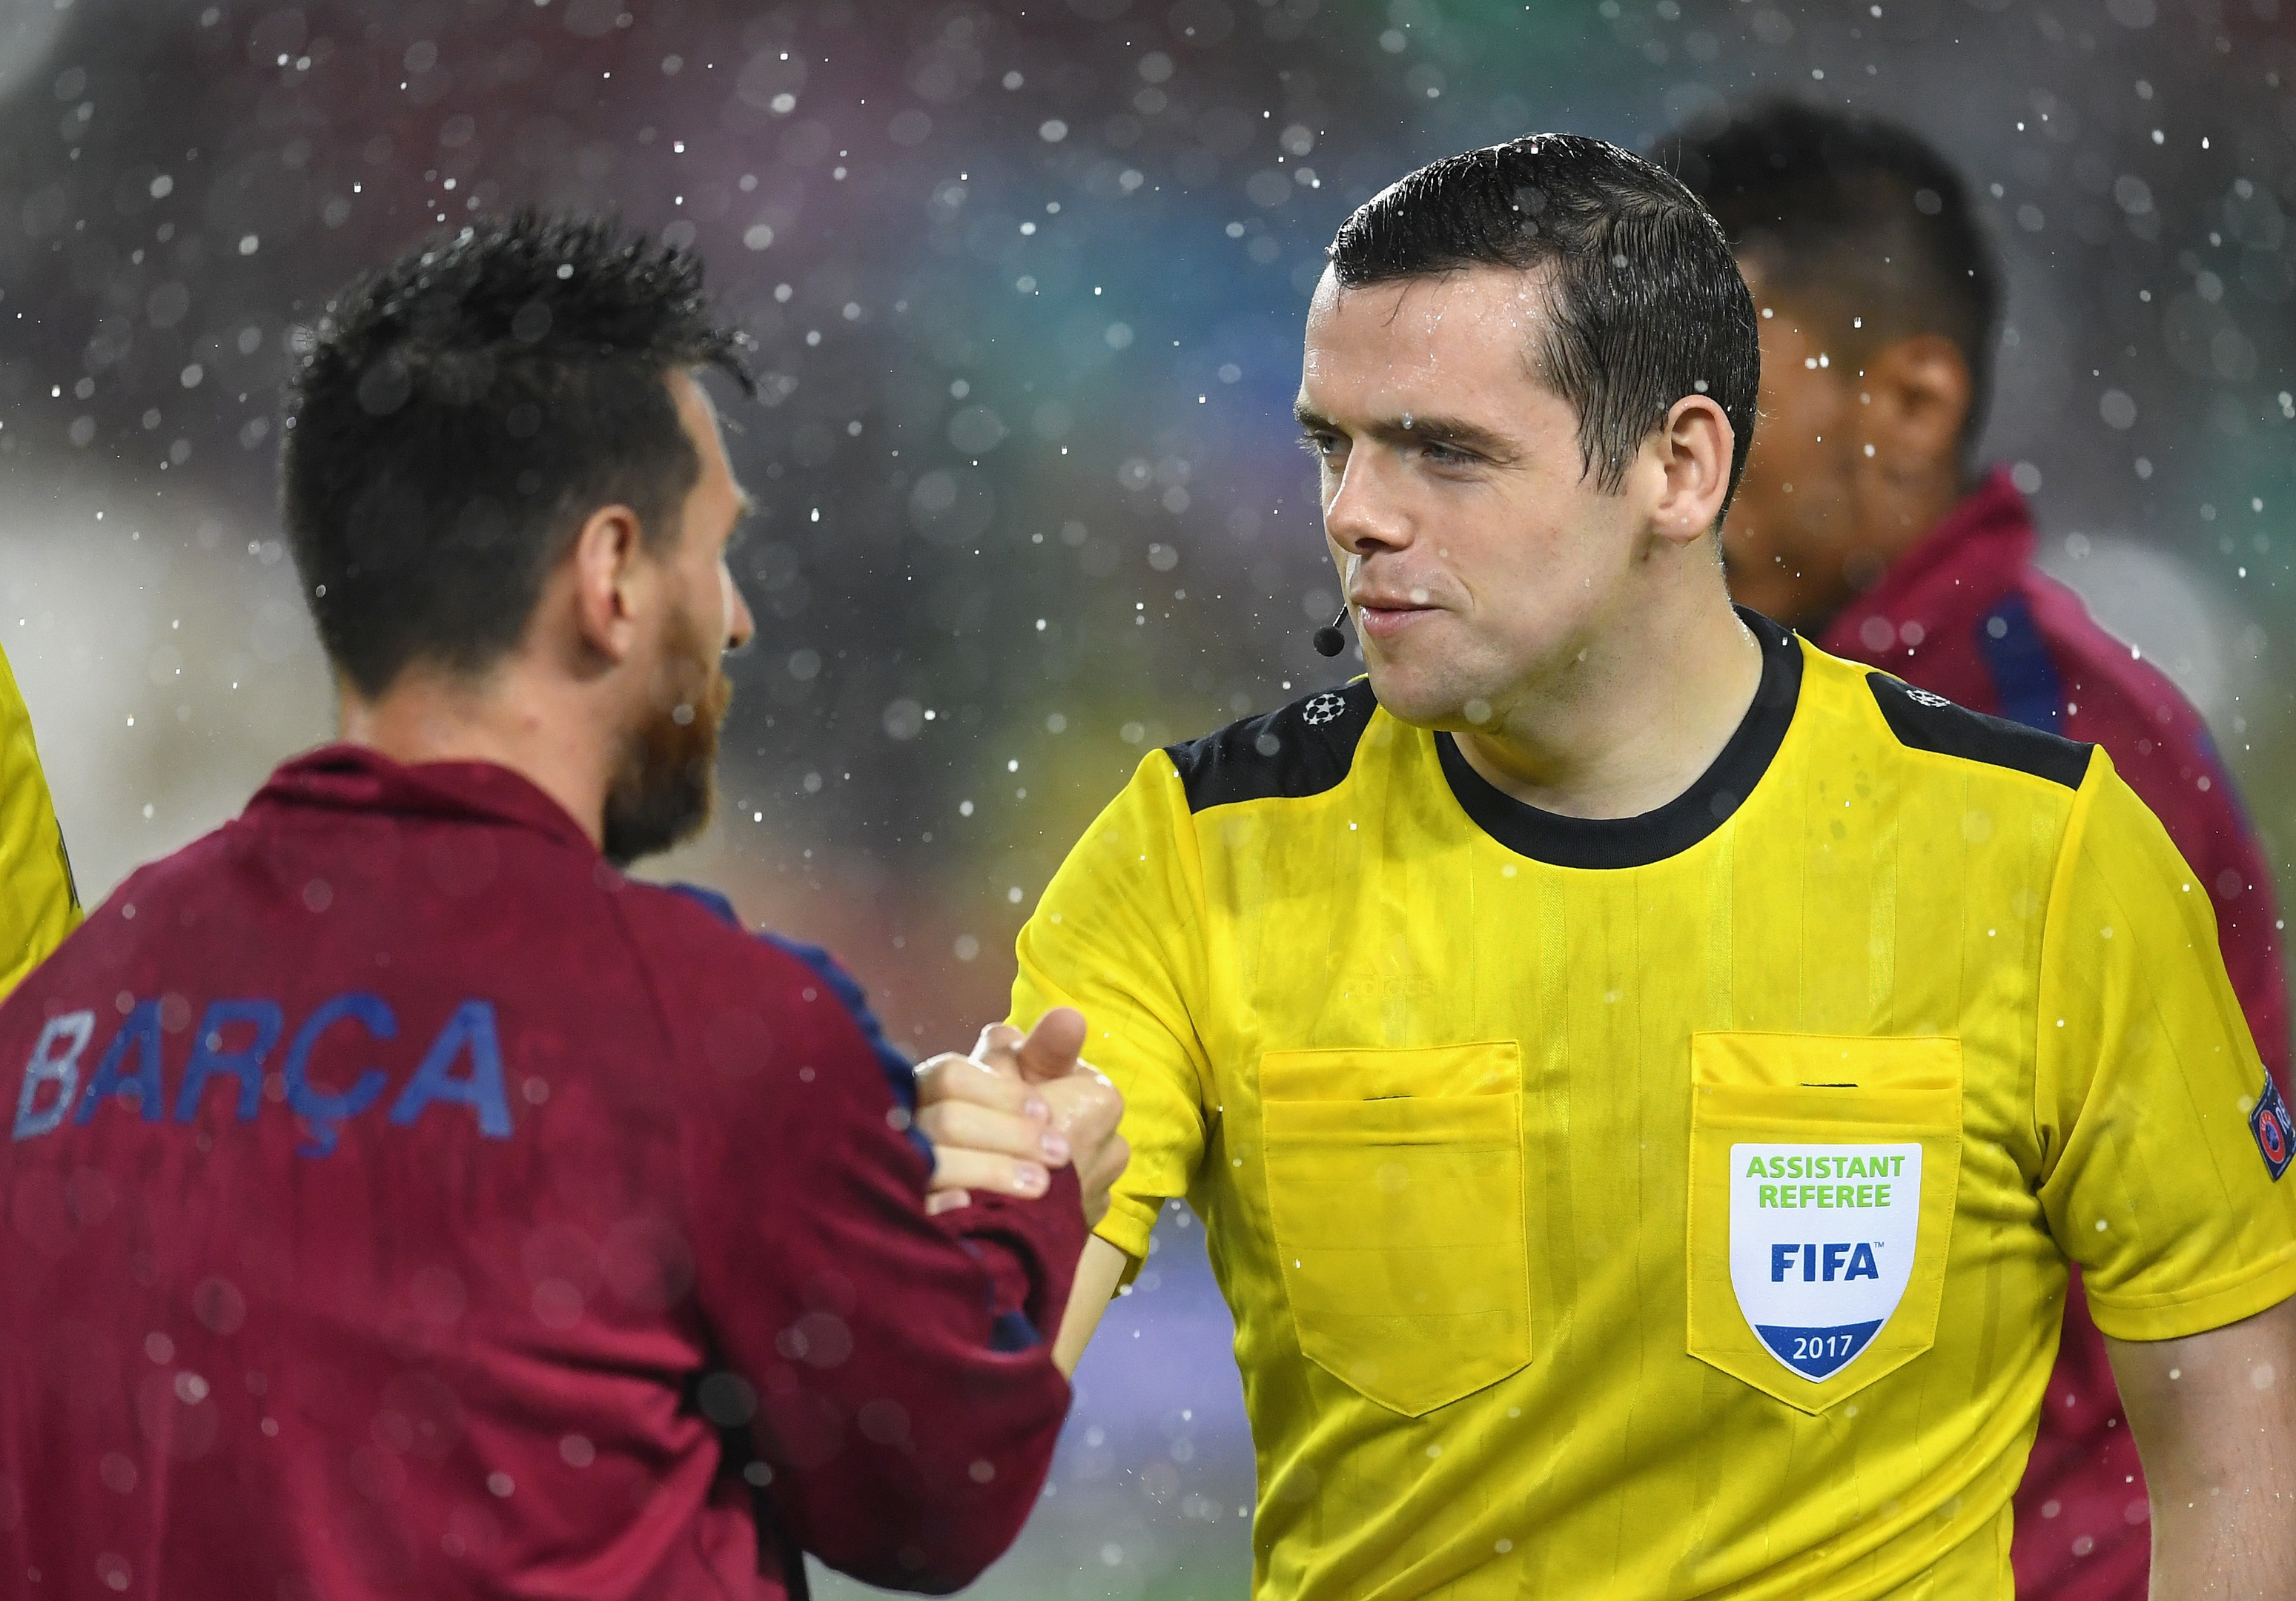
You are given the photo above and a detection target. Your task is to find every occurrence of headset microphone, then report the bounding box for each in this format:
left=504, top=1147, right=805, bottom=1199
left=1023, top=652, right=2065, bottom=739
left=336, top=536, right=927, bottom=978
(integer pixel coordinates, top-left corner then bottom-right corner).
left=1311, top=606, right=1349, bottom=658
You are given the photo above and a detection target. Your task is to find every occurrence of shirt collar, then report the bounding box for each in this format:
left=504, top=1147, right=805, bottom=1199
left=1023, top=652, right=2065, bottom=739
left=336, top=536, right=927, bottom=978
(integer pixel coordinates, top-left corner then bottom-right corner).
left=248, top=743, right=599, bottom=855
left=1436, top=606, right=1805, bottom=870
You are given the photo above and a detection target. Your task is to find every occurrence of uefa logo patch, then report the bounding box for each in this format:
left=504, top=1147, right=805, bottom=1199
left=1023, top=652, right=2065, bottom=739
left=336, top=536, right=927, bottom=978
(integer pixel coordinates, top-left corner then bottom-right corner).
left=2252, top=1075, right=2294, bottom=1181
left=1729, top=1142, right=1922, bottom=1380
left=1301, top=692, right=1348, bottom=727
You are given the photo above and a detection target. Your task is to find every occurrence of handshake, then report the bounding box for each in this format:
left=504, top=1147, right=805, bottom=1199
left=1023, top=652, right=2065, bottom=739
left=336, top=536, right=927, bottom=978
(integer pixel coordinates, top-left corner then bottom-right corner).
left=913, top=1006, right=1130, bottom=1229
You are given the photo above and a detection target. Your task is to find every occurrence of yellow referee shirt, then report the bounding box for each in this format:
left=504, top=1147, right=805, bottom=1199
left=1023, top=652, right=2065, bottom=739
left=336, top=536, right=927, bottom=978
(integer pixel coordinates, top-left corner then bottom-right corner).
left=1011, top=611, right=2296, bottom=1601
left=0, top=640, right=79, bottom=1001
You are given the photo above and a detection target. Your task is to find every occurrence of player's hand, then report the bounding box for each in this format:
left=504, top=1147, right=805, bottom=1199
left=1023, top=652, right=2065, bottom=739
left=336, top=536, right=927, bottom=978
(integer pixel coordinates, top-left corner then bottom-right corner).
left=913, top=1047, right=1065, bottom=1215
left=973, top=1008, right=1129, bottom=1229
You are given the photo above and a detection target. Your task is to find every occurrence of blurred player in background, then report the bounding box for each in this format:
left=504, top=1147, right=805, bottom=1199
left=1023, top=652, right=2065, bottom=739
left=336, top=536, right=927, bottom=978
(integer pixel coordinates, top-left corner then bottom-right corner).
left=1013, top=135, right=2296, bottom=1600
left=0, top=214, right=1122, bottom=1600
left=1660, top=100, right=2290, bottom=1600
left=0, top=640, right=79, bottom=999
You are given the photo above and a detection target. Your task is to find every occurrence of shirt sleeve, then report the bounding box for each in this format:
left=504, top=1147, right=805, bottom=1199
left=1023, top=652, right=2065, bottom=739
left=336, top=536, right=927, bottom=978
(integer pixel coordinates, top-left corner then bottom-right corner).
left=1010, top=752, right=1213, bottom=1269
left=2122, top=727, right=2290, bottom=1090
left=0, top=643, right=79, bottom=1001
left=678, top=936, right=1082, bottom=1592
left=2034, top=751, right=2296, bottom=1340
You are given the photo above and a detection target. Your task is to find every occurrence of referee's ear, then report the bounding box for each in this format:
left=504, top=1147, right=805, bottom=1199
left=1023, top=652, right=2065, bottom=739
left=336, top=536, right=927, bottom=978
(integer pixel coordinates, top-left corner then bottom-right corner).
left=1647, top=393, right=1735, bottom=548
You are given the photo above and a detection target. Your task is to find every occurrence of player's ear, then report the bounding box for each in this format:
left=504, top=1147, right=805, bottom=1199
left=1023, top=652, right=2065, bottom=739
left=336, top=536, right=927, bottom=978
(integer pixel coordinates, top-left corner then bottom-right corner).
left=566, top=503, right=648, bottom=666
left=1860, top=334, right=1971, bottom=479
left=1648, top=394, right=1733, bottom=548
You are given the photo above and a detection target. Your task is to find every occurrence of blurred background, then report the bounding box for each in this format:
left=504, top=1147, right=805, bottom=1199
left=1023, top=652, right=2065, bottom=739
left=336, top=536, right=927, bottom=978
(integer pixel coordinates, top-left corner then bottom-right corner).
left=1, top=0, right=2291, bottom=1592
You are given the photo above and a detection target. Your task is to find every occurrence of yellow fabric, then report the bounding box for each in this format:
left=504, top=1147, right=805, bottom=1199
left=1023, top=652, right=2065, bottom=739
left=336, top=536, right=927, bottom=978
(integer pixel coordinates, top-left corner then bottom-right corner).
left=0, top=640, right=79, bottom=1001
left=1011, top=637, right=2296, bottom=1601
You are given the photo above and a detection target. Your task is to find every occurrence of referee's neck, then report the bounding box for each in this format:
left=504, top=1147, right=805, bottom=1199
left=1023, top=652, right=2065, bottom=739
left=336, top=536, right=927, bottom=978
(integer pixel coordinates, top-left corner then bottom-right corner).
left=1452, top=588, right=1764, bottom=822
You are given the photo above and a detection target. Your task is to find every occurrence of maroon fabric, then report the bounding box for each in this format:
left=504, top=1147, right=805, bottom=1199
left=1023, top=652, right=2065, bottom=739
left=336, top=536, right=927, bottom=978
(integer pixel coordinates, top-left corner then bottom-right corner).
left=1818, top=471, right=2289, bottom=1600
left=0, top=746, right=1082, bottom=1600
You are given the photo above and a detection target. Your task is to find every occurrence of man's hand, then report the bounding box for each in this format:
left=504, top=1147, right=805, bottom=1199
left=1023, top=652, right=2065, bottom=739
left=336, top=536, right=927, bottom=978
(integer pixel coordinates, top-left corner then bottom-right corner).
left=973, top=1009, right=1127, bottom=1229
left=2108, top=1292, right=2296, bottom=1600
left=913, top=1007, right=1126, bottom=1225
left=913, top=1044, right=1066, bottom=1215
left=914, top=1009, right=1128, bottom=1224
left=964, top=1008, right=1134, bottom=1379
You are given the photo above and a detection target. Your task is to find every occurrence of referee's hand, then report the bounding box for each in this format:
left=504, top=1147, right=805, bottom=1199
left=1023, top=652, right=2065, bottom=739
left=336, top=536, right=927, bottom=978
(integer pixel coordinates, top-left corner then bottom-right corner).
left=979, top=1009, right=1128, bottom=1229
left=914, top=1009, right=1128, bottom=1227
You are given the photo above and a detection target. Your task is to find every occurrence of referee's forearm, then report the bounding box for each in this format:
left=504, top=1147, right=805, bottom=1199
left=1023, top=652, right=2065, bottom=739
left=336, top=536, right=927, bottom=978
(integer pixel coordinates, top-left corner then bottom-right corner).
left=1053, top=1236, right=1130, bottom=1376
left=2105, top=1296, right=2296, bottom=1600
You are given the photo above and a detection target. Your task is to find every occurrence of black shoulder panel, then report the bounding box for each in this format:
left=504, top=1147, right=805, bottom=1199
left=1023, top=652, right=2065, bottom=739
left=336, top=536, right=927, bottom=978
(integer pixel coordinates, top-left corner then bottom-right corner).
left=1164, top=679, right=1379, bottom=814
left=1865, top=672, right=2094, bottom=790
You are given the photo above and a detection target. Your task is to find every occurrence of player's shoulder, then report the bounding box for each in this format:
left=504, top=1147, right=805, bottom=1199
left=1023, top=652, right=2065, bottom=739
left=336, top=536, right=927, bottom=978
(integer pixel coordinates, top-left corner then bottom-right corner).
left=1159, top=677, right=1381, bottom=815
left=612, top=878, right=839, bottom=1000
left=61, top=825, right=233, bottom=944
left=2016, top=566, right=2173, bottom=686
left=2019, top=571, right=2228, bottom=752
left=1810, top=644, right=2096, bottom=792
left=613, top=878, right=920, bottom=1115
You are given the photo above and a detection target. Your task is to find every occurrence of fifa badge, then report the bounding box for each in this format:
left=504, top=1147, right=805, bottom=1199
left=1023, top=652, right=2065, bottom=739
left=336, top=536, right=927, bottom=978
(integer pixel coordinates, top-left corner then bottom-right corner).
left=1729, top=1143, right=1922, bottom=1380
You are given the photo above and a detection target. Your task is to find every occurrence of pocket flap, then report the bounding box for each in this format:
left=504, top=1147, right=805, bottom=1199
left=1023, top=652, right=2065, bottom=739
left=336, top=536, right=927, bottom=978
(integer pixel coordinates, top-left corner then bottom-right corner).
left=1260, top=1043, right=1529, bottom=1417
left=1693, top=1032, right=1960, bottom=1094
left=1263, top=1041, right=1520, bottom=1101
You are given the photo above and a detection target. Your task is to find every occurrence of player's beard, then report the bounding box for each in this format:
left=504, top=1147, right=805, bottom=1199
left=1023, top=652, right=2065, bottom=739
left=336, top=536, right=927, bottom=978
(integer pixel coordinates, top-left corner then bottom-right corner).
left=601, top=600, right=732, bottom=868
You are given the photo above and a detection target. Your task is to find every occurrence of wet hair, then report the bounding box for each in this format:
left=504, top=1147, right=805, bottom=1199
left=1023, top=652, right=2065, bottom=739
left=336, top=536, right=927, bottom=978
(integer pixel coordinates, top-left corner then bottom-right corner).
left=282, top=211, right=751, bottom=698
left=1327, top=133, right=1760, bottom=514
left=1652, top=100, right=2000, bottom=446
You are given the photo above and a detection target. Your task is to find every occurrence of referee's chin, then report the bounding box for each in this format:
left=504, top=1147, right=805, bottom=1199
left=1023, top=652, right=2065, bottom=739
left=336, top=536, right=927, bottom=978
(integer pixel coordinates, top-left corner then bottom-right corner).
left=1352, top=663, right=1483, bottom=734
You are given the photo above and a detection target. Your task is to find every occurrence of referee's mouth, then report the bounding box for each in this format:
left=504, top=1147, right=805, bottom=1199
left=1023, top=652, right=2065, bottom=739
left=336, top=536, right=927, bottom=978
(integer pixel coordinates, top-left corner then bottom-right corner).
left=1352, top=591, right=1446, bottom=643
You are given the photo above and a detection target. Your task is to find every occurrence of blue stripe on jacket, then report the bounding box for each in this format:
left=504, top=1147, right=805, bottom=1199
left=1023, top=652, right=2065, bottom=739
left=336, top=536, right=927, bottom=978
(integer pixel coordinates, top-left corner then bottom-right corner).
left=1975, top=593, right=2065, bottom=734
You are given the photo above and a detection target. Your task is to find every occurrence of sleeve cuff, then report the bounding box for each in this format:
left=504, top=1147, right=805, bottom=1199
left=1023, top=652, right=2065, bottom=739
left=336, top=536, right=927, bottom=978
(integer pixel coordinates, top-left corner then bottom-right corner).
left=943, top=1166, right=1088, bottom=1344
left=2085, top=1242, right=2296, bottom=1342
left=1091, top=1191, right=1156, bottom=1287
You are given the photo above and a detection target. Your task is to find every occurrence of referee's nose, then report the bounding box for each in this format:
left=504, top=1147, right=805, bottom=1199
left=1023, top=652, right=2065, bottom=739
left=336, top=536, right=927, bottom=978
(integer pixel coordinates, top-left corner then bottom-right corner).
left=1323, top=454, right=1413, bottom=560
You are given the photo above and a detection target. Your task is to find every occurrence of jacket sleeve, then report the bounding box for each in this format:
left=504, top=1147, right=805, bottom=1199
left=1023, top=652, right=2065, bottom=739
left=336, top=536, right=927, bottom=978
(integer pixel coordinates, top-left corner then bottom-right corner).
left=936, top=1186, right=1084, bottom=1344
left=678, top=934, right=1082, bottom=1594
left=0, top=643, right=79, bottom=1002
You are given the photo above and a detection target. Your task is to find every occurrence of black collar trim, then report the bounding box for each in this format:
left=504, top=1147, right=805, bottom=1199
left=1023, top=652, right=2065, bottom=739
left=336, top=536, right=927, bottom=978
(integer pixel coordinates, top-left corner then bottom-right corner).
left=1436, top=608, right=1804, bottom=870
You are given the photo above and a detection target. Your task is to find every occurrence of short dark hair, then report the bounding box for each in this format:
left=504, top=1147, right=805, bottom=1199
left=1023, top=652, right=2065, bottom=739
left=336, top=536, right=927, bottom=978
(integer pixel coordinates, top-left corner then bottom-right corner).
left=1653, top=101, right=2001, bottom=445
left=1328, top=133, right=1760, bottom=513
left=282, top=212, right=751, bottom=698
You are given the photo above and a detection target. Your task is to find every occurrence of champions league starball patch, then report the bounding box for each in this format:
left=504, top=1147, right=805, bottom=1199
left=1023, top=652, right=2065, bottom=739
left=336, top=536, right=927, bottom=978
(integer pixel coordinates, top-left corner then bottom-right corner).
left=2252, top=1076, right=2294, bottom=1181
left=1730, top=1143, right=1922, bottom=1380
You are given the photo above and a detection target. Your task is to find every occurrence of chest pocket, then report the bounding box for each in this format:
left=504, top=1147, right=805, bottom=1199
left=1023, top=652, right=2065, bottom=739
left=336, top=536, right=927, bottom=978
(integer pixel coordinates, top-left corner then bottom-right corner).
left=1685, top=1032, right=1963, bottom=1414
left=1260, top=1042, right=1529, bottom=1416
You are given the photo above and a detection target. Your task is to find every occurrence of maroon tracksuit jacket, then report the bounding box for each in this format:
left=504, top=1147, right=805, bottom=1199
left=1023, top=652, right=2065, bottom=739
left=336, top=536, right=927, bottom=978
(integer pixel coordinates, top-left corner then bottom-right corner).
left=1817, top=469, right=2289, bottom=1600
left=0, top=746, right=1083, bottom=1598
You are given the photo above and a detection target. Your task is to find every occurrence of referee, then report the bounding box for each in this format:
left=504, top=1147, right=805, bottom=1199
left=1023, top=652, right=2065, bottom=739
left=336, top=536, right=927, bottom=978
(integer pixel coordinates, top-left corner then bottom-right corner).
left=1014, top=136, right=2296, bottom=1600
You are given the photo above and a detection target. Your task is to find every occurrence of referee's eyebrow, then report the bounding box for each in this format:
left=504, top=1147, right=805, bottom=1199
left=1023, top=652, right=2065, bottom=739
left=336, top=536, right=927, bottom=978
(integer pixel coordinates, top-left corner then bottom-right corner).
left=1296, top=402, right=1520, bottom=462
